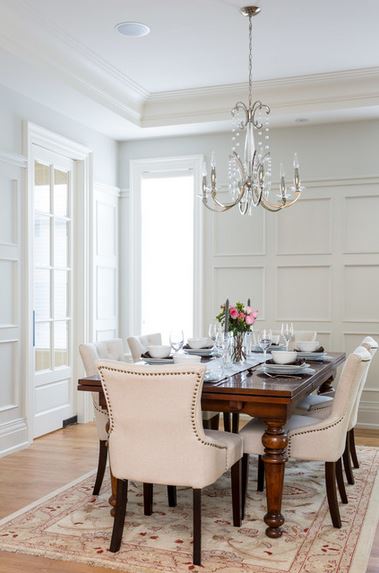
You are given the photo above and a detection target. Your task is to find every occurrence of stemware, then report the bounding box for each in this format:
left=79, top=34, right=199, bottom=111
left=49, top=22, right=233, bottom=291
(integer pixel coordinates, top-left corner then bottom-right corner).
left=169, top=329, right=184, bottom=352
left=208, top=322, right=219, bottom=342
left=255, top=329, right=272, bottom=363
left=280, top=323, right=294, bottom=350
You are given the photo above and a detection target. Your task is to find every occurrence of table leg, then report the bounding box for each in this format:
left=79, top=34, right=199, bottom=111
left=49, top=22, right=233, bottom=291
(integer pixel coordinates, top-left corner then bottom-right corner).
left=318, top=373, right=336, bottom=396
left=262, top=420, right=288, bottom=538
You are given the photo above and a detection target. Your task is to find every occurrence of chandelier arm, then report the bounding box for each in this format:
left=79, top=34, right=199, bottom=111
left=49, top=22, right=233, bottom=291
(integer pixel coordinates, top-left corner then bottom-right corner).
left=210, top=183, right=247, bottom=210
left=260, top=191, right=302, bottom=212
left=251, top=101, right=271, bottom=129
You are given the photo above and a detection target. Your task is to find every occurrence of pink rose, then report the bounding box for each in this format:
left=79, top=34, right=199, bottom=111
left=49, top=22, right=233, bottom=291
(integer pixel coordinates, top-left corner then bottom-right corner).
left=252, top=311, right=258, bottom=319
left=230, top=307, right=239, bottom=319
left=239, top=312, right=245, bottom=320
left=246, top=306, right=253, bottom=314
left=245, top=314, right=255, bottom=325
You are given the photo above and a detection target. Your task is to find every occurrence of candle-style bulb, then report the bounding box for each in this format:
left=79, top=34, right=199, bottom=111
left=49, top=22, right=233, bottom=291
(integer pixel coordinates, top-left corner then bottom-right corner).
left=211, top=150, right=216, bottom=169
left=202, top=160, right=208, bottom=178
left=280, top=162, right=285, bottom=179
left=293, top=152, right=300, bottom=169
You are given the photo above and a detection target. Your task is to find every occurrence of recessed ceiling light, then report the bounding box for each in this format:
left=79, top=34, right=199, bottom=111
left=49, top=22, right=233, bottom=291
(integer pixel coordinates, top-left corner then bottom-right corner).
left=115, top=21, right=150, bottom=38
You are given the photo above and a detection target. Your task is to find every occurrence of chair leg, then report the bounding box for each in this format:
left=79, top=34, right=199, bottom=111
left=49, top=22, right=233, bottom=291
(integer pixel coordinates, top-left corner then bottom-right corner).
left=109, top=479, right=128, bottom=552
left=210, top=413, right=220, bottom=430
left=241, top=453, right=249, bottom=520
left=232, top=413, right=240, bottom=433
left=325, top=462, right=342, bottom=528
left=336, top=458, right=348, bottom=504
left=231, top=459, right=242, bottom=526
left=343, top=434, right=355, bottom=485
left=143, top=483, right=153, bottom=515
left=349, top=428, right=359, bottom=469
left=193, top=489, right=202, bottom=566
left=167, top=485, right=177, bottom=507
left=92, top=440, right=108, bottom=495
left=257, top=455, right=265, bottom=492
left=223, top=412, right=231, bottom=432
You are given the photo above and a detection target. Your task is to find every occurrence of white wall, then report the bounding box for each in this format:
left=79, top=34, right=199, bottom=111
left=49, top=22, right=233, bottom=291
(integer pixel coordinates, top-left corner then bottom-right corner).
left=0, top=82, right=118, bottom=455
left=119, top=120, right=379, bottom=428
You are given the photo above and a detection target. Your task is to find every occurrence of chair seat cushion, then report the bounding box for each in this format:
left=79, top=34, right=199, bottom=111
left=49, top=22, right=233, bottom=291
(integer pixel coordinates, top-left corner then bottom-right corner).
left=204, top=430, right=243, bottom=469
left=295, top=394, right=334, bottom=412
left=240, top=414, right=320, bottom=456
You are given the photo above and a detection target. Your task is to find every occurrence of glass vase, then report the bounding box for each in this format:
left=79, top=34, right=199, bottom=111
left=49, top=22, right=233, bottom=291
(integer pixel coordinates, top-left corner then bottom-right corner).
left=232, top=332, right=245, bottom=364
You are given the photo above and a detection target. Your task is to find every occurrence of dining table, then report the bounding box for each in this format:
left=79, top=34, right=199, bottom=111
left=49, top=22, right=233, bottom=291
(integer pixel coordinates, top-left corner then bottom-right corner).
left=77, top=351, right=345, bottom=539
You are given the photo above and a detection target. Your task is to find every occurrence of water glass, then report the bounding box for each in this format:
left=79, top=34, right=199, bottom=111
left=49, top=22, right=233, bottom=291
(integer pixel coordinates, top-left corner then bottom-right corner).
left=169, top=329, right=184, bottom=352
left=208, top=322, right=219, bottom=342
left=280, top=323, right=294, bottom=350
left=255, top=329, right=272, bottom=363
left=244, top=331, right=254, bottom=356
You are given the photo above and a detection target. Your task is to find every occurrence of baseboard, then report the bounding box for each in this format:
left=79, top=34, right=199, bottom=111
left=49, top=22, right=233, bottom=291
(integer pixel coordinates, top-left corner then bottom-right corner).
left=357, top=402, right=379, bottom=429
left=0, top=418, right=30, bottom=457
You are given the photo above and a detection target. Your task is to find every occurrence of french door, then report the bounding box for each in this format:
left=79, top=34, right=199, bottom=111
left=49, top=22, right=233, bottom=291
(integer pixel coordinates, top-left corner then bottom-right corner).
left=32, top=148, right=75, bottom=437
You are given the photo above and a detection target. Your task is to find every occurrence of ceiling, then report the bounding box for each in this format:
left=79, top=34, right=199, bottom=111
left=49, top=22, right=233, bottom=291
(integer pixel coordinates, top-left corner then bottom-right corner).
left=0, top=0, right=378, bottom=140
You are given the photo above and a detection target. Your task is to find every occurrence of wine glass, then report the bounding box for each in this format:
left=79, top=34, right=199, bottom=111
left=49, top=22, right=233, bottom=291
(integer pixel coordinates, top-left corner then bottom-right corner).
left=255, top=329, right=272, bottom=363
left=208, top=322, right=219, bottom=342
left=280, top=323, right=294, bottom=350
left=169, top=329, right=184, bottom=352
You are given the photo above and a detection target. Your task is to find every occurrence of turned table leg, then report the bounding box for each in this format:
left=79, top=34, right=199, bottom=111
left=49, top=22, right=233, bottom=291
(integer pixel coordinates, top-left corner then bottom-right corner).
left=262, top=420, right=288, bottom=538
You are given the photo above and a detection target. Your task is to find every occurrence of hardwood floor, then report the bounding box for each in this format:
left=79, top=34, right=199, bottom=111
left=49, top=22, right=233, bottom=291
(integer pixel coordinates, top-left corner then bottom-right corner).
left=0, top=424, right=378, bottom=572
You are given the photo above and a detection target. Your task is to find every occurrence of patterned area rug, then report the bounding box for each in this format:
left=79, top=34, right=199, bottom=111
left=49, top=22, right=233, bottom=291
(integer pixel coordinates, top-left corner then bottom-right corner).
left=0, top=447, right=378, bottom=573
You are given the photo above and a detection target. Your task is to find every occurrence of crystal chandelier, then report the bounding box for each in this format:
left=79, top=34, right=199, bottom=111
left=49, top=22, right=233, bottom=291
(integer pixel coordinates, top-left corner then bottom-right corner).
left=202, top=6, right=304, bottom=214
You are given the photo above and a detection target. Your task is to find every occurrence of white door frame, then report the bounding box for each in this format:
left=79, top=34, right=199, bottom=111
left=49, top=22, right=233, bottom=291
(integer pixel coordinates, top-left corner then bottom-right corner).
left=129, top=155, right=204, bottom=337
left=23, top=122, right=93, bottom=440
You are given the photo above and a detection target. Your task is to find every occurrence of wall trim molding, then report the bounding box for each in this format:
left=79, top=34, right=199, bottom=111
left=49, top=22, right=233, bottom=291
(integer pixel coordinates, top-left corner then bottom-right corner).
left=0, top=151, right=27, bottom=167
left=94, top=181, right=120, bottom=198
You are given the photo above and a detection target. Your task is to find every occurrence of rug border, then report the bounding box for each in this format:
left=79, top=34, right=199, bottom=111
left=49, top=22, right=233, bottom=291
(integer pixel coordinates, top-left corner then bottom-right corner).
left=348, top=464, right=379, bottom=573
left=0, top=469, right=97, bottom=527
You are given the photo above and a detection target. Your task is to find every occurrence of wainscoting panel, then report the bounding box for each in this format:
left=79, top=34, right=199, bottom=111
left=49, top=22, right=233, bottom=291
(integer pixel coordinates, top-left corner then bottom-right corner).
left=93, top=183, right=119, bottom=342
left=0, top=154, right=27, bottom=456
left=205, top=176, right=379, bottom=428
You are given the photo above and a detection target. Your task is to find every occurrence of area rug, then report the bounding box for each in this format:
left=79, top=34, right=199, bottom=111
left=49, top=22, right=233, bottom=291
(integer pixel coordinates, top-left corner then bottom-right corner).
left=0, top=447, right=378, bottom=573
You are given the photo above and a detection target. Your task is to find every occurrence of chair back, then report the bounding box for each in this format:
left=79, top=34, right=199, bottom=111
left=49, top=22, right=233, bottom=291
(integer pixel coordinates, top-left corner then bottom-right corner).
left=79, top=339, right=124, bottom=376
left=348, top=337, right=378, bottom=430
left=127, top=333, right=162, bottom=361
left=329, top=346, right=371, bottom=425
left=97, top=361, right=228, bottom=488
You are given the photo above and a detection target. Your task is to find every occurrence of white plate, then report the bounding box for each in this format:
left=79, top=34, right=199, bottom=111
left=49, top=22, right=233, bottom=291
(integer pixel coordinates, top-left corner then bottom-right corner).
left=262, top=362, right=309, bottom=374
left=184, top=348, right=214, bottom=356
left=296, top=352, right=327, bottom=361
left=144, top=357, right=174, bottom=365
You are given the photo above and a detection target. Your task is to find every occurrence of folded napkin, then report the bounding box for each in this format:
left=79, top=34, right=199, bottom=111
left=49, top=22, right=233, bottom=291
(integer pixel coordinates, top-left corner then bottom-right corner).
left=266, top=358, right=306, bottom=366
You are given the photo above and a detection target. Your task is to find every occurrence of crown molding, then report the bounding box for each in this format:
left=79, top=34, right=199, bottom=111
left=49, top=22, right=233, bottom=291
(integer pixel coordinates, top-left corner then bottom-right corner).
left=1, top=0, right=378, bottom=136
left=0, top=151, right=27, bottom=168
left=143, top=67, right=379, bottom=127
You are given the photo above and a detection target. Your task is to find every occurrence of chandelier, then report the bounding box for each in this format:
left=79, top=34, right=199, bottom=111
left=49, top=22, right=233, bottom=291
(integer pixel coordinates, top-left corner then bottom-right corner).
left=202, top=6, right=304, bottom=214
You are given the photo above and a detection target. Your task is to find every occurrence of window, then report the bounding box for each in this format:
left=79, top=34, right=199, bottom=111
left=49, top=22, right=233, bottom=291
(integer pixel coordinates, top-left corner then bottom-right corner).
left=130, top=157, right=203, bottom=343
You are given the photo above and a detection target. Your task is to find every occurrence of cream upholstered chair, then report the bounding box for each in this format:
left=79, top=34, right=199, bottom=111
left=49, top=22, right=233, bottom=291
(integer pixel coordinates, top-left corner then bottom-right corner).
left=239, top=346, right=372, bottom=528
left=294, top=336, right=378, bottom=482
left=127, top=333, right=220, bottom=430
left=79, top=339, right=124, bottom=495
left=97, top=361, right=243, bottom=565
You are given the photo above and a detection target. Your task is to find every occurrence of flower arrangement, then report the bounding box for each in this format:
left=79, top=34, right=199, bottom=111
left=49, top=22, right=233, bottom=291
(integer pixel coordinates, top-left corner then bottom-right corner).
left=216, top=301, right=258, bottom=363
left=216, top=301, right=258, bottom=334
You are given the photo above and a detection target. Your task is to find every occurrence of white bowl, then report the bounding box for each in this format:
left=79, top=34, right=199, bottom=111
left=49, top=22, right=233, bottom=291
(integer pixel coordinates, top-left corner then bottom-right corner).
left=296, top=340, right=320, bottom=352
left=187, top=337, right=212, bottom=349
left=271, top=350, right=298, bottom=365
left=147, top=345, right=171, bottom=358
left=173, top=353, right=202, bottom=364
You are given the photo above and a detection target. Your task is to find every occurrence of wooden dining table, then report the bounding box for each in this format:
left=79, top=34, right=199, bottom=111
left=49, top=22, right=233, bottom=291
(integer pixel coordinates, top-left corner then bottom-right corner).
left=77, top=352, right=345, bottom=539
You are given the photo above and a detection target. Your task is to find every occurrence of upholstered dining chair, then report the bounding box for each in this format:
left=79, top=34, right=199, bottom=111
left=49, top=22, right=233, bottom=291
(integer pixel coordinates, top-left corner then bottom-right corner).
left=294, top=336, right=378, bottom=481
left=239, top=346, right=372, bottom=528
left=79, top=338, right=124, bottom=495
left=97, top=361, right=243, bottom=566
left=127, top=332, right=220, bottom=430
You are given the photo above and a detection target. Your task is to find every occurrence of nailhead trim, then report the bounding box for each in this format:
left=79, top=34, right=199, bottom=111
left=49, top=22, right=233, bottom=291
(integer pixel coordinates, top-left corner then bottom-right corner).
left=287, top=416, right=344, bottom=457
left=98, top=365, right=228, bottom=470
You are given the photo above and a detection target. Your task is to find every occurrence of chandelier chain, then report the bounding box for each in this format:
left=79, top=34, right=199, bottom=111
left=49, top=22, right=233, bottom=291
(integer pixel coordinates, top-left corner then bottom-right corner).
left=248, top=14, right=253, bottom=109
